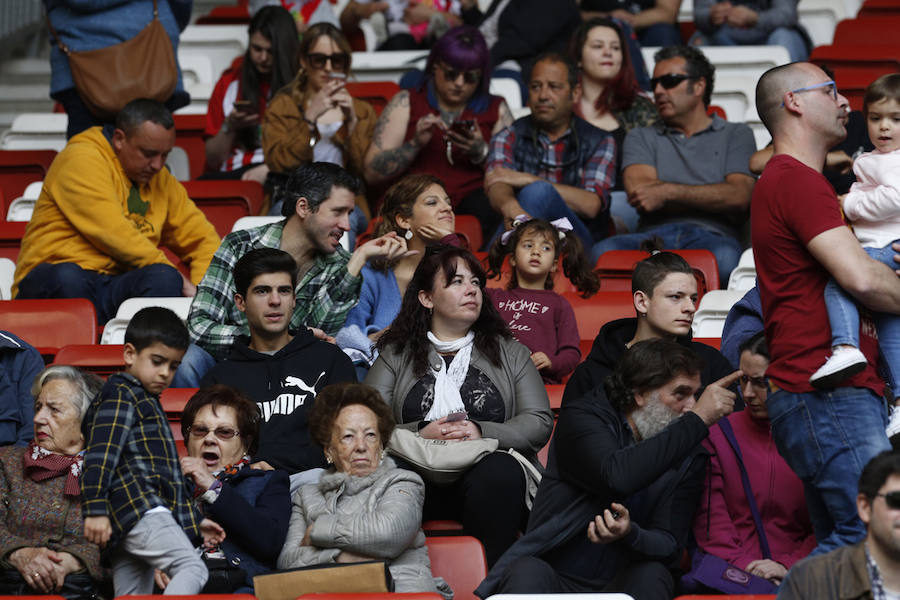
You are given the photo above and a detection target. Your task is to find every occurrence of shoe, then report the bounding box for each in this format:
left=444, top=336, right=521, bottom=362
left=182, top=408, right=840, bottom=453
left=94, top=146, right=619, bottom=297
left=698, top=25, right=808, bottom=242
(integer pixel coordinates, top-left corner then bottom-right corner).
left=887, top=406, right=900, bottom=439
left=809, top=346, right=867, bottom=389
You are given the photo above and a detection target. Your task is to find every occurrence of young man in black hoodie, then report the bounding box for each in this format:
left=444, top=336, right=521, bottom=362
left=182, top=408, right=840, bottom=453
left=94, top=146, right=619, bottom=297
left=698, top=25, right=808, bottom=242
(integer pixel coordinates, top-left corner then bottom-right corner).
left=201, top=248, right=356, bottom=490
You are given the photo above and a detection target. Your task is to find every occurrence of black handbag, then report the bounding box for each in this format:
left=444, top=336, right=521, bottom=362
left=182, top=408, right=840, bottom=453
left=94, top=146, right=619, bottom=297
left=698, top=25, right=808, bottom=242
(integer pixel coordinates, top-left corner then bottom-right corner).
left=0, top=568, right=105, bottom=600
left=201, top=554, right=248, bottom=593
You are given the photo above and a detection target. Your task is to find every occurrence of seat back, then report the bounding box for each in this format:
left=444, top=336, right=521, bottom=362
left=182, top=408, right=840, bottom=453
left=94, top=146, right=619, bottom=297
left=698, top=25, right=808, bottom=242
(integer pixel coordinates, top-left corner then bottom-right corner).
left=564, top=291, right=635, bottom=342
left=100, top=297, right=192, bottom=345
left=345, top=81, right=401, bottom=115
left=232, top=215, right=285, bottom=232
left=53, top=344, right=125, bottom=377
left=833, top=16, right=900, bottom=44
left=0, top=149, right=56, bottom=214
left=173, top=113, right=209, bottom=180
left=425, top=536, right=488, bottom=600
left=454, top=214, right=483, bottom=252
left=691, top=289, right=746, bottom=339
left=0, top=221, right=26, bottom=263
left=595, top=249, right=719, bottom=297
left=0, top=298, right=97, bottom=353
left=182, top=178, right=264, bottom=237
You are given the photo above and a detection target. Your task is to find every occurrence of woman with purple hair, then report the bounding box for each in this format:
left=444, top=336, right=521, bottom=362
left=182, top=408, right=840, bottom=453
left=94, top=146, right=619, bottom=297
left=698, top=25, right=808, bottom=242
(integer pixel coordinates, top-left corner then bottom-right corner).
left=364, top=26, right=513, bottom=246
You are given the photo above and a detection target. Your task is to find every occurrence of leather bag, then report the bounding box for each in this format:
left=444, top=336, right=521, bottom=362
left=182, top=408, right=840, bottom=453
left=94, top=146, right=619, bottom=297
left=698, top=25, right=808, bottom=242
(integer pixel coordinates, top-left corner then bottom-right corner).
left=387, top=427, right=499, bottom=485
left=253, top=560, right=393, bottom=600
left=46, top=0, right=177, bottom=119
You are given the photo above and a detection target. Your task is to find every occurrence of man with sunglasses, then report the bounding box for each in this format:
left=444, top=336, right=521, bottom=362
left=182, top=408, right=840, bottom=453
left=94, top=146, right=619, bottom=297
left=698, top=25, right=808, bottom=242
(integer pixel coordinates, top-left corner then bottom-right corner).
left=779, top=450, right=900, bottom=599
left=589, top=45, right=756, bottom=285
left=486, top=52, right=616, bottom=249
left=201, top=248, right=355, bottom=491
left=752, top=62, right=900, bottom=556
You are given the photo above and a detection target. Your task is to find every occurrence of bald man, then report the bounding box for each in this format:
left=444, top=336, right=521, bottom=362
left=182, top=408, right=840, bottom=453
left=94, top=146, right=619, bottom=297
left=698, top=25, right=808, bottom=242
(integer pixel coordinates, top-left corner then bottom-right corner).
left=751, top=63, right=900, bottom=555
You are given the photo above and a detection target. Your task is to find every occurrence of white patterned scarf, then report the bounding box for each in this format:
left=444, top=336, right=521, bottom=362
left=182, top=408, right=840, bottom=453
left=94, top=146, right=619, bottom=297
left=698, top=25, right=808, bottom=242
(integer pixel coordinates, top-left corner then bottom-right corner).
left=424, top=330, right=474, bottom=420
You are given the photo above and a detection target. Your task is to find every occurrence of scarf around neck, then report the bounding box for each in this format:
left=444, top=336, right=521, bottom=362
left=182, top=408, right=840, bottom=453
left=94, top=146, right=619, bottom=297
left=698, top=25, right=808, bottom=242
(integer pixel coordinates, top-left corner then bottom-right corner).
left=23, top=441, right=83, bottom=498
left=425, top=330, right=474, bottom=420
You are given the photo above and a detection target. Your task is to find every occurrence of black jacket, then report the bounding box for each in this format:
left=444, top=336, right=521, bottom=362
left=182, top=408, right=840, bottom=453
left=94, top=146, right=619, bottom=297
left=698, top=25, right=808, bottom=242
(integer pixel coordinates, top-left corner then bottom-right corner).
left=201, top=330, right=356, bottom=473
left=562, top=318, right=740, bottom=409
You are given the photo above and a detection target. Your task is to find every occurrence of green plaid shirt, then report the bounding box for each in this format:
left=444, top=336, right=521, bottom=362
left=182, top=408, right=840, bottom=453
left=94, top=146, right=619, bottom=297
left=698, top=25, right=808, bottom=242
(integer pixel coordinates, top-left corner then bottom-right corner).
left=187, top=220, right=362, bottom=359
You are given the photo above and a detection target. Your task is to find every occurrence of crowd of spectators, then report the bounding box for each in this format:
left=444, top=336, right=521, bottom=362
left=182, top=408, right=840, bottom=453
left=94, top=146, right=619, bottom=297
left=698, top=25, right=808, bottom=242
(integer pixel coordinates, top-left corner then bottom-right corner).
left=9, top=1, right=900, bottom=599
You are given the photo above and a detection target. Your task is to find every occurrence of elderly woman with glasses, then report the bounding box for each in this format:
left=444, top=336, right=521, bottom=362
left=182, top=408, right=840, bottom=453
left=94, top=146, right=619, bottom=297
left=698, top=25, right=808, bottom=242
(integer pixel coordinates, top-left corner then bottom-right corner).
left=364, top=26, right=514, bottom=246
left=689, top=332, right=815, bottom=589
left=164, top=385, right=291, bottom=594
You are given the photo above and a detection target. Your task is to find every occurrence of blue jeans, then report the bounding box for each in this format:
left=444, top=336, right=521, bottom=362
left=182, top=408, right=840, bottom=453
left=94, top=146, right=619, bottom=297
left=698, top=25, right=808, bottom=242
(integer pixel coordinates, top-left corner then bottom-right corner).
left=590, top=222, right=742, bottom=285
left=824, top=242, right=900, bottom=394
left=767, top=386, right=890, bottom=555
left=16, top=262, right=183, bottom=324
left=171, top=343, right=216, bottom=388
left=637, top=23, right=683, bottom=47
left=690, top=26, right=808, bottom=62
left=494, top=181, right=600, bottom=249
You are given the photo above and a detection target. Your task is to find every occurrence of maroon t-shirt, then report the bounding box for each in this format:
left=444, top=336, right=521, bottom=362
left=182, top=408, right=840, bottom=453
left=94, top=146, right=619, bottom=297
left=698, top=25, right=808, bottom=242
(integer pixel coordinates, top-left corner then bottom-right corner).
left=405, top=89, right=502, bottom=206
left=751, top=154, right=883, bottom=394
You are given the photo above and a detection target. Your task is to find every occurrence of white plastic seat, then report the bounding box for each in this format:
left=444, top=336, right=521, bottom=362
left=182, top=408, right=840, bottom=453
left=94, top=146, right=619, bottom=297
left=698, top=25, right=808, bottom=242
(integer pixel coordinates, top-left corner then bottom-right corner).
left=351, top=50, right=428, bottom=83
left=692, top=289, right=747, bottom=338
left=101, top=297, right=193, bottom=345
left=0, top=258, right=14, bottom=300
left=6, top=197, right=35, bottom=221
left=177, top=52, right=214, bottom=86
left=179, top=25, right=248, bottom=82
left=489, top=77, right=523, bottom=111
left=165, top=146, right=190, bottom=181
left=799, top=0, right=848, bottom=47
left=231, top=216, right=285, bottom=232
left=0, top=113, right=68, bottom=151
left=727, top=248, right=756, bottom=291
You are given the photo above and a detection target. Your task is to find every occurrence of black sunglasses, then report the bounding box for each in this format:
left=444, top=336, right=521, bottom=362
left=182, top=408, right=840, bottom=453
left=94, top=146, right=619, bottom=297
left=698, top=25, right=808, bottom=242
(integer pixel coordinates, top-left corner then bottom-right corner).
left=739, top=374, right=768, bottom=389
left=307, top=52, right=349, bottom=71
left=439, top=63, right=481, bottom=85
left=650, top=73, right=696, bottom=90
left=187, top=425, right=241, bottom=440
left=876, top=491, right=900, bottom=509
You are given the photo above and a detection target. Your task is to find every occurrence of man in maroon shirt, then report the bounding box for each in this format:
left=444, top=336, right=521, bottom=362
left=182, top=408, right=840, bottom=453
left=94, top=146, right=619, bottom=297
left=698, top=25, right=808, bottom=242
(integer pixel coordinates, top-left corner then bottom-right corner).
left=752, top=62, right=900, bottom=554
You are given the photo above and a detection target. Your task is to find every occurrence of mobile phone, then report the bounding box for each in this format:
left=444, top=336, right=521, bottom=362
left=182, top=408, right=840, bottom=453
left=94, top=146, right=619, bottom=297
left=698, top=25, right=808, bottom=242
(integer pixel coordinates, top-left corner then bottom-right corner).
left=328, top=71, right=347, bottom=82
left=233, top=99, right=253, bottom=111
left=446, top=411, right=468, bottom=422
left=452, top=119, right=475, bottom=134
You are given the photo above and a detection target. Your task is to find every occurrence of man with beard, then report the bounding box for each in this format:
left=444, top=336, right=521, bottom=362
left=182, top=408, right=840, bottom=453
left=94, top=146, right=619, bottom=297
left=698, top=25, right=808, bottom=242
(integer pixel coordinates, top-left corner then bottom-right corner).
left=476, top=338, right=741, bottom=600
left=779, top=450, right=900, bottom=599
left=485, top=52, right=616, bottom=248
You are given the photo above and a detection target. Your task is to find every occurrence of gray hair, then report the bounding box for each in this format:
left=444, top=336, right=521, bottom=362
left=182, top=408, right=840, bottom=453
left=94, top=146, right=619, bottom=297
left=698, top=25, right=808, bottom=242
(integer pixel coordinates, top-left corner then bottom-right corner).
left=31, top=366, right=104, bottom=420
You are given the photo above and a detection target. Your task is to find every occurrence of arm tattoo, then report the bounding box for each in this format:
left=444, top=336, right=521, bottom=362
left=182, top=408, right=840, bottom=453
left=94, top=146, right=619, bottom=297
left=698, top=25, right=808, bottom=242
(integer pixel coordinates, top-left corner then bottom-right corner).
left=369, top=141, right=420, bottom=178
left=371, top=91, right=410, bottom=150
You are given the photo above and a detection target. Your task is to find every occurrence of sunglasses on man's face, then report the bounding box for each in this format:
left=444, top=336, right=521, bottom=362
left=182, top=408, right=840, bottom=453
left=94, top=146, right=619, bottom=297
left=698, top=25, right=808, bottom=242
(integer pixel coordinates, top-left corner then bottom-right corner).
left=876, top=491, right=900, bottom=510
left=439, top=64, right=481, bottom=85
left=307, top=52, right=349, bottom=71
left=650, top=73, right=696, bottom=90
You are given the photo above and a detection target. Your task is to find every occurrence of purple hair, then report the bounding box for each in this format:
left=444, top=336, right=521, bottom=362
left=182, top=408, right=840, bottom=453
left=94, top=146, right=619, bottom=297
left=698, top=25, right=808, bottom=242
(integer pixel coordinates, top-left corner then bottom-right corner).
left=424, top=26, right=492, bottom=105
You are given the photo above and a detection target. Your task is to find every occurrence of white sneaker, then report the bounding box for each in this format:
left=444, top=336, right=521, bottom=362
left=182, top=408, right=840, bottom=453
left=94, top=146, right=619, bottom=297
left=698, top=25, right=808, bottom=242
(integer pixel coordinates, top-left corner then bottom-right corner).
left=887, top=406, right=900, bottom=439
left=809, top=346, right=868, bottom=389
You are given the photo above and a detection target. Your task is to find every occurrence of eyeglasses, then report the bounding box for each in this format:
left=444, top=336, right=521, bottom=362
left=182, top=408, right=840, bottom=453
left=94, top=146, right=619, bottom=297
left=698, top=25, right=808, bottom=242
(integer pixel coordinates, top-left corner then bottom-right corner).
left=187, top=425, right=241, bottom=440
left=875, top=491, right=900, bottom=509
left=739, top=374, right=768, bottom=389
left=438, top=63, right=482, bottom=85
left=780, top=80, right=837, bottom=107
left=307, top=52, right=349, bottom=71
left=650, top=73, right=695, bottom=90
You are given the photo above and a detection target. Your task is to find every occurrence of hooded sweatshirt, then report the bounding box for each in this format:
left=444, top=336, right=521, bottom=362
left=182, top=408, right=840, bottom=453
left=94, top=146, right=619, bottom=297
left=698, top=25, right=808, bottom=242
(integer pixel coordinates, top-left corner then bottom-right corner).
left=201, top=329, right=357, bottom=473
left=562, top=317, right=739, bottom=408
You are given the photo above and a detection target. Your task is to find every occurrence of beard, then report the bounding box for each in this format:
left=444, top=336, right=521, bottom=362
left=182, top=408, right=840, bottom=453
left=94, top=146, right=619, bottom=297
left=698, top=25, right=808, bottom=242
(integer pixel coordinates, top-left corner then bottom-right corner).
left=631, top=392, right=681, bottom=441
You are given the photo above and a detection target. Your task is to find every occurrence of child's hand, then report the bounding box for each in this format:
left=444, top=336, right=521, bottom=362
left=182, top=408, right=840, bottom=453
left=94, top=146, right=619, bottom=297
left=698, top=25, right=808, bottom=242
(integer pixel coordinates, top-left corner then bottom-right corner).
left=530, top=352, right=552, bottom=371
left=83, top=516, right=112, bottom=548
left=200, top=518, right=226, bottom=547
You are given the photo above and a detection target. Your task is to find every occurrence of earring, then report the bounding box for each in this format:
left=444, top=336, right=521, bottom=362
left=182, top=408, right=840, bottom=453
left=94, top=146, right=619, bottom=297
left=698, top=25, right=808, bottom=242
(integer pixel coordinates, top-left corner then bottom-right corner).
left=405, top=228, right=413, bottom=241
left=638, top=312, right=647, bottom=318
left=325, top=454, right=333, bottom=464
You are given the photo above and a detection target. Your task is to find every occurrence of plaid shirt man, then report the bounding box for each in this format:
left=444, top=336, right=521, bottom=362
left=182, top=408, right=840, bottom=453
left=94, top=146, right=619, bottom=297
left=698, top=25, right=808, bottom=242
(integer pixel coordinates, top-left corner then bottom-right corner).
left=81, top=372, right=201, bottom=552
left=187, top=220, right=362, bottom=359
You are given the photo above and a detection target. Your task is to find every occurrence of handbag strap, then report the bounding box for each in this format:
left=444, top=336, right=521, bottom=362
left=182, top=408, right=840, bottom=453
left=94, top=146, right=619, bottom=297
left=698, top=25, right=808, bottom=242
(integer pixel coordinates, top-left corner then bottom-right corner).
left=46, top=0, right=159, bottom=55
left=718, top=417, right=773, bottom=559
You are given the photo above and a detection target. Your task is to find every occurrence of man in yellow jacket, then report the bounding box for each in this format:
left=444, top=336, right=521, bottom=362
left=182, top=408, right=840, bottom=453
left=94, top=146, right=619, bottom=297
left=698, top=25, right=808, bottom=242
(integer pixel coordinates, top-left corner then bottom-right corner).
left=13, top=99, right=220, bottom=323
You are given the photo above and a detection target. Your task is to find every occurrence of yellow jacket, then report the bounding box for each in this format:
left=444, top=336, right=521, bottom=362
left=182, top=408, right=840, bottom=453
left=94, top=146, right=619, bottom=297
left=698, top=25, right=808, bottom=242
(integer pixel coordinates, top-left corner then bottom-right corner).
left=13, top=127, right=220, bottom=296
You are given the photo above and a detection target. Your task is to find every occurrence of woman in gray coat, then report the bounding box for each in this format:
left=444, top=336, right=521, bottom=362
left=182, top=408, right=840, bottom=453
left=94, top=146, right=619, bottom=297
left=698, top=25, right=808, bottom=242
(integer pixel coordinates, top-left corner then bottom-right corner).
left=365, top=244, right=553, bottom=566
left=277, top=383, right=451, bottom=599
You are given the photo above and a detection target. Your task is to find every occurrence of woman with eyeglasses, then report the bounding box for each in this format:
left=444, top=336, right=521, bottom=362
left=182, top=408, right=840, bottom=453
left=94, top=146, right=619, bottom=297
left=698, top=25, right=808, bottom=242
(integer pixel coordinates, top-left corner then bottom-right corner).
left=569, top=18, right=657, bottom=191
left=689, top=332, right=815, bottom=590
left=364, top=26, right=514, bottom=247
left=263, top=23, right=377, bottom=221
left=172, top=385, right=291, bottom=594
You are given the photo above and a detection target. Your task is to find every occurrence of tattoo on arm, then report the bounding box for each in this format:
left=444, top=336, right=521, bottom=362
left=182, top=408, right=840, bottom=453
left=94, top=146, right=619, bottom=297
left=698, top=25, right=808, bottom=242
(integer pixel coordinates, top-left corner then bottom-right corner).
left=369, top=141, right=420, bottom=178
left=371, top=91, right=410, bottom=151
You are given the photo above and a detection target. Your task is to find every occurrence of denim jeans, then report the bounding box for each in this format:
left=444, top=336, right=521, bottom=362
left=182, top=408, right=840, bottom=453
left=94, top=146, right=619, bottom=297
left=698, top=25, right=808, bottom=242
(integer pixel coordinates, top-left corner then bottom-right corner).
left=590, top=222, right=742, bottom=285
left=16, top=262, right=183, bottom=324
left=171, top=343, right=217, bottom=388
left=493, top=181, right=599, bottom=249
left=824, top=241, right=900, bottom=394
left=637, top=23, right=683, bottom=47
left=766, top=386, right=890, bottom=555
left=690, top=26, right=808, bottom=62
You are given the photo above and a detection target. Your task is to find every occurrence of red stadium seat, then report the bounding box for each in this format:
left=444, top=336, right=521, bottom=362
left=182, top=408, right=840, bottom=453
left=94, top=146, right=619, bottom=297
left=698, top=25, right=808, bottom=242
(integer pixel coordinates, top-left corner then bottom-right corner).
left=0, top=221, right=26, bottom=263
left=422, top=520, right=465, bottom=534
left=182, top=179, right=264, bottom=237
left=454, top=214, right=482, bottom=252
left=194, top=4, right=251, bottom=24
left=833, top=16, right=900, bottom=45
left=0, top=596, right=67, bottom=600
left=595, top=249, right=720, bottom=297
left=564, top=290, right=635, bottom=342
left=811, top=45, right=900, bottom=79
left=537, top=418, right=558, bottom=468
left=694, top=337, right=721, bottom=350
left=425, top=536, right=487, bottom=600
left=0, top=149, right=56, bottom=218
left=173, top=114, right=209, bottom=180
left=52, top=344, right=125, bottom=377
left=300, top=595, right=443, bottom=600
left=160, top=387, right=198, bottom=418
left=0, top=299, right=97, bottom=355
left=546, top=384, right=564, bottom=413
left=858, top=0, right=900, bottom=16
left=345, top=81, right=401, bottom=116
left=113, top=595, right=256, bottom=600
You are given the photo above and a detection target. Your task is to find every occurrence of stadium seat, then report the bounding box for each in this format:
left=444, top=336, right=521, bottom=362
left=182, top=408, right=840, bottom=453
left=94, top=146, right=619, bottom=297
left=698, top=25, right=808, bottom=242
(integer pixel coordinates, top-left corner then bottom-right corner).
left=799, top=0, right=849, bottom=46
left=161, top=387, right=198, bottom=454
left=232, top=215, right=286, bottom=232
left=546, top=384, right=564, bottom=413
left=727, top=248, right=756, bottom=292
left=182, top=179, right=264, bottom=237
left=194, top=4, right=251, bottom=24
left=52, top=344, right=125, bottom=377
left=693, top=337, right=722, bottom=350
left=113, top=595, right=255, bottom=600
left=0, top=298, right=97, bottom=354
left=345, top=80, right=401, bottom=115
left=810, top=45, right=900, bottom=78
left=422, top=520, right=465, bottom=534
left=859, top=0, right=900, bottom=16
left=173, top=113, right=209, bottom=180
left=0, top=596, right=67, bottom=600
left=0, top=257, right=13, bottom=300
left=0, top=221, right=26, bottom=263
left=425, top=536, right=488, bottom=600
left=0, top=149, right=56, bottom=214
left=101, top=297, right=193, bottom=344
left=564, top=291, right=635, bottom=342
left=300, top=595, right=443, bottom=600
left=833, top=16, right=900, bottom=44
left=179, top=25, right=249, bottom=86
left=691, top=290, right=746, bottom=338
left=537, top=419, right=557, bottom=468
left=0, top=113, right=67, bottom=151
left=454, top=214, right=483, bottom=252
left=595, top=249, right=720, bottom=297
left=351, top=50, right=429, bottom=84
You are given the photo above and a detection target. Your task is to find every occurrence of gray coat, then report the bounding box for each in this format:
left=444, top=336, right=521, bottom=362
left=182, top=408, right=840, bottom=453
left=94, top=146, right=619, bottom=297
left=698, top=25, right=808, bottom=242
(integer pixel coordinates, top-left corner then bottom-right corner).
left=277, top=457, right=452, bottom=599
left=365, top=337, right=553, bottom=459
